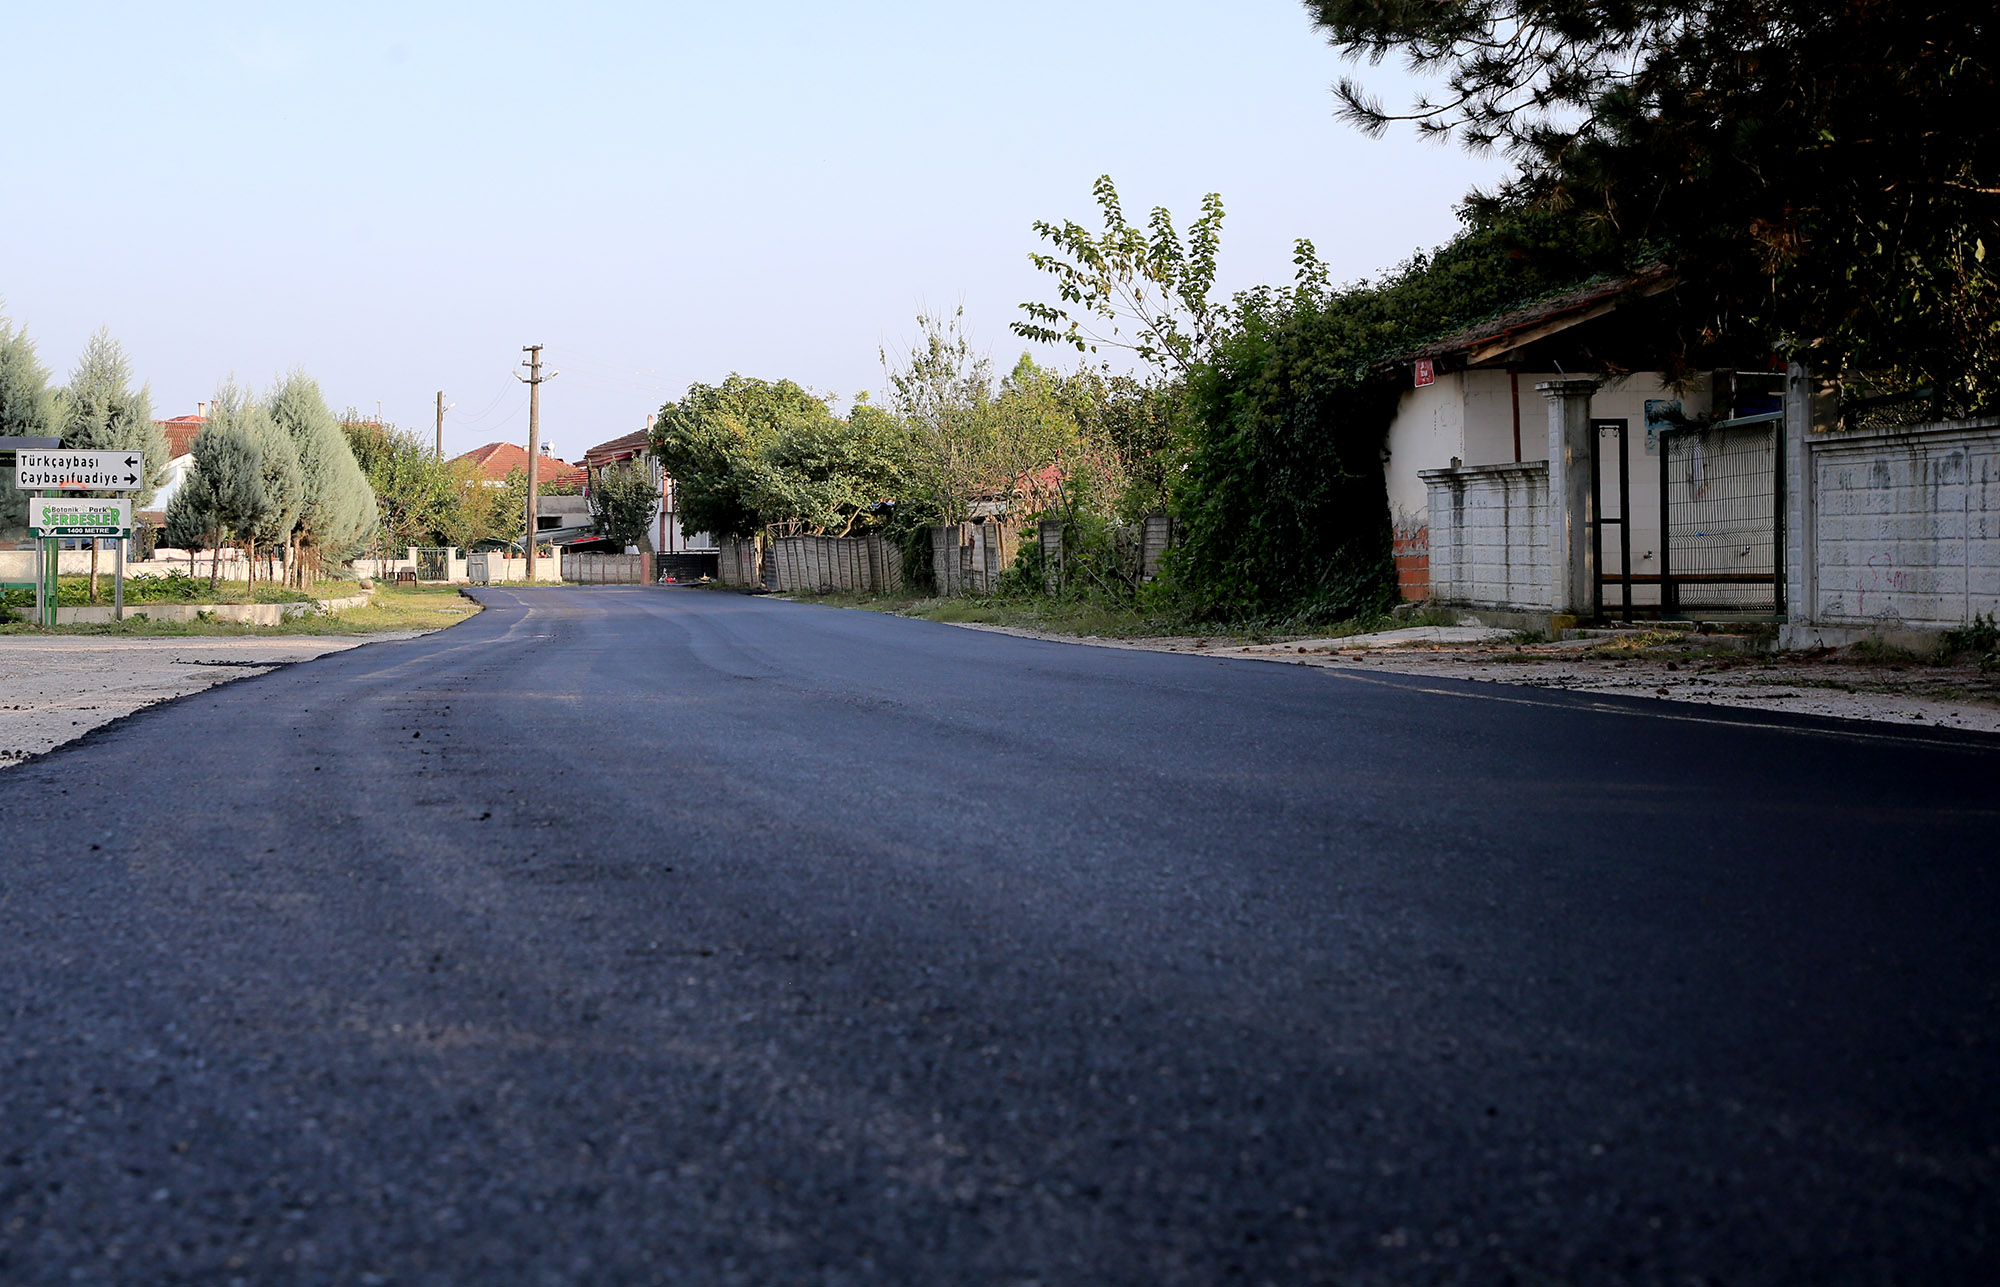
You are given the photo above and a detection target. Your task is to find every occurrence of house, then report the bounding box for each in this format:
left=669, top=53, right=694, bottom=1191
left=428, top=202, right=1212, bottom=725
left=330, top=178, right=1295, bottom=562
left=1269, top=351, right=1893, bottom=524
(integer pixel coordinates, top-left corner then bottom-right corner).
left=579, top=425, right=716, bottom=557
left=455, top=441, right=587, bottom=490
left=142, top=410, right=210, bottom=529
left=1379, top=270, right=1999, bottom=643
left=1380, top=269, right=1789, bottom=623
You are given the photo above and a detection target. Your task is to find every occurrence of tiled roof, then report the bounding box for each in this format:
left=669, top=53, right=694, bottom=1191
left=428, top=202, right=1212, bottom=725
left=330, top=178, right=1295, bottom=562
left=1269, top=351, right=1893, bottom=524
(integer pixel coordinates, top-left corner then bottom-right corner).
left=1390, top=265, right=1677, bottom=367
left=582, top=428, right=652, bottom=466
left=154, top=416, right=208, bottom=458
left=456, top=441, right=586, bottom=487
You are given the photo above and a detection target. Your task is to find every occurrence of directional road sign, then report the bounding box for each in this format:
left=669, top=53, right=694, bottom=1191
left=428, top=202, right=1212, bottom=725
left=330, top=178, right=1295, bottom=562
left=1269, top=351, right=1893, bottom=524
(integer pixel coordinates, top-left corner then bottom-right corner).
left=13, top=449, right=146, bottom=490
left=29, top=497, right=133, bottom=538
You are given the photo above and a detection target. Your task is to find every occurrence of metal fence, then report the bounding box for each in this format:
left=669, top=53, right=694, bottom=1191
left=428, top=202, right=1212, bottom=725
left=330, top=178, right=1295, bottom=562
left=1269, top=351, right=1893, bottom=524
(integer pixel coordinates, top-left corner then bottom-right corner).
left=1660, top=414, right=1783, bottom=615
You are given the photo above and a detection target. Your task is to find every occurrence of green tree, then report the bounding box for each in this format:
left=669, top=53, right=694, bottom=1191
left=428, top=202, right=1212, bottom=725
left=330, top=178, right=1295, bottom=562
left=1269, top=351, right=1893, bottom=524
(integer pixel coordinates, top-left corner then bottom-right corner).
left=0, top=309, right=55, bottom=541
left=56, top=330, right=164, bottom=599
left=268, top=372, right=374, bottom=583
left=650, top=375, right=836, bottom=537
left=344, top=421, right=464, bottom=554
left=1012, top=175, right=1231, bottom=379
left=587, top=462, right=659, bottom=549
left=202, top=382, right=298, bottom=582
left=1306, top=0, right=2000, bottom=400
left=180, top=406, right=268, bottom=589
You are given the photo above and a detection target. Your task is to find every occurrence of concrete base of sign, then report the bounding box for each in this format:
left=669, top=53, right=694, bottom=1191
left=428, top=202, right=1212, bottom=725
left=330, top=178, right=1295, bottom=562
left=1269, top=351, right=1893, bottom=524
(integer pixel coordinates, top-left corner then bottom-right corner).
left=46, top=591, right=372, bottom=626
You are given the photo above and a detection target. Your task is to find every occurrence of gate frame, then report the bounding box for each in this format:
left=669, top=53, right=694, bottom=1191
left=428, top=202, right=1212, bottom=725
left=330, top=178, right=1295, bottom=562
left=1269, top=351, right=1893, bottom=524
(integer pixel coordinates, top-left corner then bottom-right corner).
left=1657, top=411, right=1786, bottom=619
left=1589, top=417, right=1634, bottom=623
left=413, top=546, right=451, bottom=582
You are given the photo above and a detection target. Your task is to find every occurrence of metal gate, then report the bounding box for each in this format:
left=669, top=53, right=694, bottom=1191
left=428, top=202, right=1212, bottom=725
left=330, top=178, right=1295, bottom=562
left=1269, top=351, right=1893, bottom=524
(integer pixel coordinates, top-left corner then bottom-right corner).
left=1659, top=413, right=1784, bottom=616
left=1591, top=418, right=1635, bottom=622
left=414, top=547, right=451, bottom=582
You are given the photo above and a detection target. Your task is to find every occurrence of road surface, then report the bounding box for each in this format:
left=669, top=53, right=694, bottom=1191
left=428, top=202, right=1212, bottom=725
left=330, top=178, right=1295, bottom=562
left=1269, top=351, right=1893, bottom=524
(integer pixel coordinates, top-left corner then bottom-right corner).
left=2, top=586, right=1994, bottom=1284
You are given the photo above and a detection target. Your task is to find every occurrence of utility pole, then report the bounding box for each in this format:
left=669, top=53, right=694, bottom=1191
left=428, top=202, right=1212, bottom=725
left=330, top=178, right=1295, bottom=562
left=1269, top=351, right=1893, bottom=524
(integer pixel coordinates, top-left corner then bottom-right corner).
left=515, top=346, right=555, bottom=579
left=435, top=390, right=446, bottom=458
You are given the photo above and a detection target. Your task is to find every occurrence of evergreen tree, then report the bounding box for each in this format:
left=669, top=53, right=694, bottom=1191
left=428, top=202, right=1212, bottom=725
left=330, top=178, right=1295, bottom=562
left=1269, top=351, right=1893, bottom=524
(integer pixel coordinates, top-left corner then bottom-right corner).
left=267, top=371, right=375, bottom=584
left=182, top=404, right=267, bottom=589
left=208, top=381, right=299, bottom=581
left=56, top=329, right=164, bottom=504
left=0, top=309, right=55, bottom=541
left=56, top=329, right=165, bottom=599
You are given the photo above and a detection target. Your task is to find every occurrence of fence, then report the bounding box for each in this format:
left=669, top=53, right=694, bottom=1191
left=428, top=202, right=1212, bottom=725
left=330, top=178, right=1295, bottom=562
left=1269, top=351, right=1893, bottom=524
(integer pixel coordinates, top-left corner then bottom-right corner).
left=560, top=552, right=651, bottom=584
left=1661, top=416, right=1781, bottom=614
left=1420, top=463, right=1553, bottom=610
left=1794, top=414, right=2000, bottom=629
left=929, top=521, right=1016, bottom=595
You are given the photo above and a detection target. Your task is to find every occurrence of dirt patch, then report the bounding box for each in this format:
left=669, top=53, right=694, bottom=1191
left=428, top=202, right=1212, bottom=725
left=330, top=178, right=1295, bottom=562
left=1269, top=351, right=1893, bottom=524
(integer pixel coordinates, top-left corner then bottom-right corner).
left=947, top=622, right=2000, bottom=735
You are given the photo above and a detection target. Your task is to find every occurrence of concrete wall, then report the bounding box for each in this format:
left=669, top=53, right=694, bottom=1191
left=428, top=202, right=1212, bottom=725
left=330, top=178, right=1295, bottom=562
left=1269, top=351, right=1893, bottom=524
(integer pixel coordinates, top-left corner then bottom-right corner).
left=560, top=553, right=651, bottom=584
left=464, top=552, right=560, bottom=583
left=767, top=534, right=902, bottom=594
left=1800, top=416, right=2000, bottom=629
left=1421, top=462, right=1553, bottom=610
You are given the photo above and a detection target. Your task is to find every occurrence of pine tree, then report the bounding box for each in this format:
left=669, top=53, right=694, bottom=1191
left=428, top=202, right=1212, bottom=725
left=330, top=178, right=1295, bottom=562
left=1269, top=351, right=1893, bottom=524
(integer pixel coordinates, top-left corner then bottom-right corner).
left=0, top=308, right=55, bottom=542
left=208, top=382, right=299, bottom=584
left=56, top=329, right=164, bottom=599
left=183, top=399, right=268, bottom=591
left=266, top=371, right=375, bottom=585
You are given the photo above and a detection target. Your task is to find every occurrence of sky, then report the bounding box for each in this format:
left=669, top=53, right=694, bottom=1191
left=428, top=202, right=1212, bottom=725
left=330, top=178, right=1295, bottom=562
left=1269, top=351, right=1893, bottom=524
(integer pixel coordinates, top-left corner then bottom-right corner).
left=2, top=1, right=1511, bottom=461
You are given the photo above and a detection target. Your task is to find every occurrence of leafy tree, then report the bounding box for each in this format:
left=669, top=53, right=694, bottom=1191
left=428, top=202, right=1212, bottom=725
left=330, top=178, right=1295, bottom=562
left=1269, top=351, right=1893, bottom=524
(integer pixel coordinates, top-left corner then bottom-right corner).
left=200, top=382, right=298, bottom=582
left=268, top=372, right=374, bottom=584
left=650, top=375, right=838, bottom=537
left=180, top=406, right=268, bottom=589
left=1169, top=202, right=1632, bottom=621
left=1306, top=0, right=2000, bottom=400
left=0, top=309, right=54, bottom=541
left=56, top=330, right=164, bottom=599
left=344, top=421, right=465, bottom=554
left=587, top=462, right=659, bottom=549
left=1012, top=175, right=1230, bottom=379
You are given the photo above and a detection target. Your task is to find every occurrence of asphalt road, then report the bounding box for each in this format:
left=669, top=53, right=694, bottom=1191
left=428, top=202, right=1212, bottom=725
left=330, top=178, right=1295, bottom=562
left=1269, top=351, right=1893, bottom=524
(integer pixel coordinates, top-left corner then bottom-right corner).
left=3, top=587, right=1995, bottom=1285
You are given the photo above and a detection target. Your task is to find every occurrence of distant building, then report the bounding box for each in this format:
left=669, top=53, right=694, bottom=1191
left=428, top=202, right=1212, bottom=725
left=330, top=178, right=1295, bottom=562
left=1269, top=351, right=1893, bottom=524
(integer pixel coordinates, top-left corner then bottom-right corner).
left=454, top=441, right=586, bottom=490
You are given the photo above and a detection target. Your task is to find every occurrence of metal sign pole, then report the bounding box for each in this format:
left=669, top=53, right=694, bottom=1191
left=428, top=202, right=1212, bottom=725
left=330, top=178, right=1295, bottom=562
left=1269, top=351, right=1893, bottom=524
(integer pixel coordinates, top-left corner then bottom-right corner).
left=41, top=489, right=57, bottom=627
left=115, top=536, right=125, bottom=621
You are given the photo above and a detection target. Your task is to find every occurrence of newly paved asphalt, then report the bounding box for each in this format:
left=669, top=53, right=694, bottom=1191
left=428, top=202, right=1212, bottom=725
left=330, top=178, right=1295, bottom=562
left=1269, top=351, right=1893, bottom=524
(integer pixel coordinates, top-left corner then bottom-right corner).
left=2, top=586, right=1995, bottom=1285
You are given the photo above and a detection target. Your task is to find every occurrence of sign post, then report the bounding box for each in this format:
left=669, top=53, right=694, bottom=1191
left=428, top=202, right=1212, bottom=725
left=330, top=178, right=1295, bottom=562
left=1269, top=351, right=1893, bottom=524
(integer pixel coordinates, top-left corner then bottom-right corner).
left=16, top=451, right=144, bottom=625
left=28, top=499, right=135, bottom=626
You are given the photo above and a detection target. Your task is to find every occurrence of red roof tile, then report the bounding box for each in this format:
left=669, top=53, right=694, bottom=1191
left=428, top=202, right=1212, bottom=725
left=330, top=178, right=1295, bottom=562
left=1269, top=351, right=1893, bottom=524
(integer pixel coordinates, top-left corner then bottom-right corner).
left=455, top=442, right=585, bottom=487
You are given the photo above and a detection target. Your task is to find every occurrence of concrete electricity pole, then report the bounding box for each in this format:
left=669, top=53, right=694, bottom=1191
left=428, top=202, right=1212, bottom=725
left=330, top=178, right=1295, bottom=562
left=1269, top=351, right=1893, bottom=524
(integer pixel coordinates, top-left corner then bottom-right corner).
left=516, top=346, right=555, bottom=580
left=435, top=391, right=446, bottom=458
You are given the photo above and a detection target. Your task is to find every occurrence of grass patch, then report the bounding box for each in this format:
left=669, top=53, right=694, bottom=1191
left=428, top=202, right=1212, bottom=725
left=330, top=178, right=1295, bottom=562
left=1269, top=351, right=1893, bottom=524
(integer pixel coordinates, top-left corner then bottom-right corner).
left=783, top=587, right=1406, bottom=646
left=0, top=583, right=478, bottom=637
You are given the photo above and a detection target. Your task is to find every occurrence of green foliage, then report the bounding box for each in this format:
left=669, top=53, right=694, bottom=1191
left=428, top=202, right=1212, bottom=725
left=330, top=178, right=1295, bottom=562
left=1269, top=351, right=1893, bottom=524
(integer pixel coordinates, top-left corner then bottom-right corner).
left=177, top=397, right=269, bottom=585
left=55, top=328, right=164, bottom=509
left=344, top=421, right=466, bottom=552
left=1012, top=175, right=1228, bottom=378
left=1939, top=612, right=2000, bottom=669
left=268, top=371, right=375, bottom=573
left=588, top=461, right=658, bottom=549
left=0, top=309, right=55, bottom=539
left=652, top=374, right=913, bottom=538
left=1168, top=204, right=1628, bottom=619
left=1308, top=0, right=2000, bottom=401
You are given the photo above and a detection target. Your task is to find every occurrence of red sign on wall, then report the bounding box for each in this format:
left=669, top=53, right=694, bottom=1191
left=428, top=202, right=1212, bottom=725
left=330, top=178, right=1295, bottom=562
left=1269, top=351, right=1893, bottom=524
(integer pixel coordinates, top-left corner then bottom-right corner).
left=1413, top=358, right=1435, bottom=388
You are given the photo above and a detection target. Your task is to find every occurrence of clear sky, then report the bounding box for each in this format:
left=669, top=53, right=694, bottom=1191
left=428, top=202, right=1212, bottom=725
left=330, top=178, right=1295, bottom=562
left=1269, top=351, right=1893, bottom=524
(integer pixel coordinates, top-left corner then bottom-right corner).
left=3, top=1, right=1508, bottom=460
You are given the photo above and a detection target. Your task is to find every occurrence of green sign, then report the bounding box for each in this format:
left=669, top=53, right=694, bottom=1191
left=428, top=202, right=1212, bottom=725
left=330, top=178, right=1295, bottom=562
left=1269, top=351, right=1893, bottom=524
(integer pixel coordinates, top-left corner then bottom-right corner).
left=28, top=497, right=132, bottom=537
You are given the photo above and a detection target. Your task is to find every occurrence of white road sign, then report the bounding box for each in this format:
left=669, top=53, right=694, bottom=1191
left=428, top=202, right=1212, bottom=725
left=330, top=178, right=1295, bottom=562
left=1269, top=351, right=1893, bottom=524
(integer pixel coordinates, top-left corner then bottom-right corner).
left=14, top=448, right=146, bottom=490
left=28, top=497, right=133, bottom=537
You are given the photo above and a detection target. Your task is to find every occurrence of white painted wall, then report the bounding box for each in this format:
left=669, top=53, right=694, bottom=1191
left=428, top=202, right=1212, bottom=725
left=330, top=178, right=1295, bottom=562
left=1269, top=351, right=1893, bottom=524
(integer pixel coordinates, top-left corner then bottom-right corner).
left=1422, top=462, right=1553, bottom=610
left=1804, top=417, right=2000, bottom=628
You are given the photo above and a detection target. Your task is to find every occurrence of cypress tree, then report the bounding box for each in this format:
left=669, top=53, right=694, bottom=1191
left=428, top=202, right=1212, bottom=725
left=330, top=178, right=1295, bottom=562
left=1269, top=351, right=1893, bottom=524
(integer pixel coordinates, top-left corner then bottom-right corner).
left=267, top=371, right=375, bottom=585
left=0, top=308, right=55, bottom=542
left=196, top=384, right=276, bottom=588
left=56, top=329, right=164, bottom=599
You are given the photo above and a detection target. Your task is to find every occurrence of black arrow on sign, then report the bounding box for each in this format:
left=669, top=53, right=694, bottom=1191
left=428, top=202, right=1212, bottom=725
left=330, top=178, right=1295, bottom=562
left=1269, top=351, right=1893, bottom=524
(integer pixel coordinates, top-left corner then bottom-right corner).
left=124, top=474, right=139, bottom=484
left=125, top=456, right=139, bottom=467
